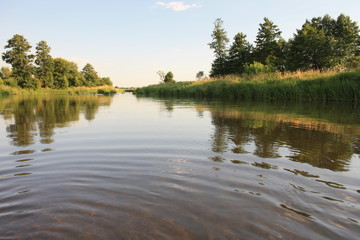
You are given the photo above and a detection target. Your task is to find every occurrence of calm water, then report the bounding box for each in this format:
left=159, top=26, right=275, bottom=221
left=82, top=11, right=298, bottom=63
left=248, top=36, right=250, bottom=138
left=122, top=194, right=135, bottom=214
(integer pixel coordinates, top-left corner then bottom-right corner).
left=0, top=94, right=359, bottom=239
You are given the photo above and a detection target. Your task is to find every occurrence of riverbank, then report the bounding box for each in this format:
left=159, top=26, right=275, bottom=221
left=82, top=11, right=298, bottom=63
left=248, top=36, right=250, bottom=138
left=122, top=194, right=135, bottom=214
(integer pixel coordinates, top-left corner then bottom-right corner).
left=135, top=70, right=360, bottom=101
left=0, top=85, right=119, bottom=96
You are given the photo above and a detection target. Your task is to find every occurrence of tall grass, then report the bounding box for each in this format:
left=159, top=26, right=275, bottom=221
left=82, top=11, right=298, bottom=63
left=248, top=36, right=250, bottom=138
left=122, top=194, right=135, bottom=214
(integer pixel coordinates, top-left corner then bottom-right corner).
left=135, top=70, right=360, bottom=101
left=0, top=85, right=118, bottom=96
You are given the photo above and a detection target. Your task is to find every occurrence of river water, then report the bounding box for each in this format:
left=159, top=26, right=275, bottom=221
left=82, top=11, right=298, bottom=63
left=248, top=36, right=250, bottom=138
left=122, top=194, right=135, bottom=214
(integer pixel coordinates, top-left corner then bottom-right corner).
left=0, top=94, right=359, bottom=239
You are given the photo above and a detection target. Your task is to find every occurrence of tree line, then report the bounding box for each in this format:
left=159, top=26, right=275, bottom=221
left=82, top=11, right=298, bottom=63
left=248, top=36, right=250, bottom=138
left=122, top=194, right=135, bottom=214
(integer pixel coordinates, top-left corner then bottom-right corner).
left=209, top=14, right=360, bottom=77
left=0, top=34, right=112, bottom=89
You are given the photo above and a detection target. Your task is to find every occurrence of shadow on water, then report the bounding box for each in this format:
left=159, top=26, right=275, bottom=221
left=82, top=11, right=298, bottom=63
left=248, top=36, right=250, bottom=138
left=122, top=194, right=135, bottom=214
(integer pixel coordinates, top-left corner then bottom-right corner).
left=144, top=97, right=360, bottom=172
left=0, top=95, right=113, bottom=147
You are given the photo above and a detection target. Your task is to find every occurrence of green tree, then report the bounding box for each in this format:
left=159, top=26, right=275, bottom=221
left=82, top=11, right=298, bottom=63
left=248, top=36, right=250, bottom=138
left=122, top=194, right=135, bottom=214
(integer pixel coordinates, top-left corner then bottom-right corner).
left=254, top=18, right=283, bottom=67
left=0, top=67, right=12, bottom=78
left=164, top=71, right=175, bottom=83
left=81, top=63, right=99, bottom=87
left=227, top=32, right=253, bottom=74
left=196, top=71, right=205, bottom=80
left=2, top=34, right=35, bottom=88
left=67, top=62, right=85, bottom=87
left=208, top=18, right=230, bottom=77
left=53, top=58, right=70, bottom=89
left=99, top=77, right=113, bottom=86
left=333, top=14, right=360, bottom=63
left=287, top=23, right=337, bottom=71
left=35, top=41, right=54, bottom=88
left=294, top=14, right=360, bottom=69
left=0, top=67, right=16, bottom=87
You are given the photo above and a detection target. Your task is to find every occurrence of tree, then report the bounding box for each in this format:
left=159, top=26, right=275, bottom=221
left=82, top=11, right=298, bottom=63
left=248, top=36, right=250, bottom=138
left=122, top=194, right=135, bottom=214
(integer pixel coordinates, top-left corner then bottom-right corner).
left=0, top=67, right=12, bottom=78
left=287, top=23, right=336, bottom=71
left=99, top=77, right=113, bottom=86
left=35, top=41, right=54, bottom=88
left=67, top=62, right=84, bottom=87
left=208, top=18, right=230, bottom=77
left=2, top=34, right=35, bottom=88
left=228, top=32, right=253, bottom=74
left=296, top=14, right=360, bottom=68
left=81, top=63, right=99, bottom=87
left=254, top=18, right=283, bottom=67
left=196, top=71, right=205, bottom=80
left=53, top=58, right=70, bottom=89
left=164, top=72, right=175, bottom=83
left=333, top=14, right=360, bottom=63
left=157, top=70, right=166, bottom=82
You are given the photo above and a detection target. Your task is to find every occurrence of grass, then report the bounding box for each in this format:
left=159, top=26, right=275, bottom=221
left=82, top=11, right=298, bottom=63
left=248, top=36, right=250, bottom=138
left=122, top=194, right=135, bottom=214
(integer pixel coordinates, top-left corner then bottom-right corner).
left=135, top=70, right=360, bottom=102
left=0, top=85, right=119, bottom=96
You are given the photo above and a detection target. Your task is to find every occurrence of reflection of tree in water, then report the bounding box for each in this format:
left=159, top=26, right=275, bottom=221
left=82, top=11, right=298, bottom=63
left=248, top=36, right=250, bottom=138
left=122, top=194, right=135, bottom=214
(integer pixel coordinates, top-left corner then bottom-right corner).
left=6, top=99, right=37, bottom=146
left=285, top=128, right=353, bottom=171
left=0, top=95, right=112, bottom=147
left=210, top=111, right=356, bottom=172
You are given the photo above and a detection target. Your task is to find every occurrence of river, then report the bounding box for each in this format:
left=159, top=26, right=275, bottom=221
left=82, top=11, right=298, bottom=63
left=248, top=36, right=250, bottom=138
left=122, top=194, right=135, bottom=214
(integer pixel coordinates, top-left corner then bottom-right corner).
left=0, top=94, right=359, bottom=239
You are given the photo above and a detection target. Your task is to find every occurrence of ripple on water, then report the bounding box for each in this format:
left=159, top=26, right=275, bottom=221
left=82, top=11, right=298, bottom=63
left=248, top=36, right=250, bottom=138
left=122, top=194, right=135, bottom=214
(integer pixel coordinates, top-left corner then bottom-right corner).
left=10, top=150, right=36, bottom=155
left=1, top=95, right=360, bottom=240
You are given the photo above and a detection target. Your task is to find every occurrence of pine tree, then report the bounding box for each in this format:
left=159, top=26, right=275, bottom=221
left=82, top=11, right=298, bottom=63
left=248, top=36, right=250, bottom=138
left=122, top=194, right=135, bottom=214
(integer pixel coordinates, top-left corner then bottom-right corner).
left=208, top=18, right=230, bottom=77
left=2, top=34, right=35, bottom=88
left=228, top=33, right=253, bottom=74
left=82, top=63, right=100, bottom=87
left=35, top=41, right=54, bottom=88
left=254, top=18, right=282, bottom=67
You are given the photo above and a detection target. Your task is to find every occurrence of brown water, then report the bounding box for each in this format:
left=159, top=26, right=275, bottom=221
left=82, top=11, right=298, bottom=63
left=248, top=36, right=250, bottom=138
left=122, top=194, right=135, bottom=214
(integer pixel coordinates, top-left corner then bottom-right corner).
left=0, top=94, right=359, bottom=239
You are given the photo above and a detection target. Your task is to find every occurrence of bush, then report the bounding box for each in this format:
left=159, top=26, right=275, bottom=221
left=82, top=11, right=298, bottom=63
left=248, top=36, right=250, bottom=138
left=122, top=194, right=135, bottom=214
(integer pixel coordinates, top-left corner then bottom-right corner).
left=98, top=88, right=117, bottom=95
left=244, top=62, right=277, bottom=75
left=345, top=56, right=360, bottom=70
left=164, top=72, right=175, bottom=83
left=4, top=77, right=18, bottom=87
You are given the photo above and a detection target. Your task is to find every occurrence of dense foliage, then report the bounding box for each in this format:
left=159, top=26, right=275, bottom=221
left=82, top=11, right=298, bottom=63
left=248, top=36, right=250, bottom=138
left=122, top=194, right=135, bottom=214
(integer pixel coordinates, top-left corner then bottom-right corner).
left=209, top=14, right=360, bottom=77
left=1, top=35, right=112, bottom=89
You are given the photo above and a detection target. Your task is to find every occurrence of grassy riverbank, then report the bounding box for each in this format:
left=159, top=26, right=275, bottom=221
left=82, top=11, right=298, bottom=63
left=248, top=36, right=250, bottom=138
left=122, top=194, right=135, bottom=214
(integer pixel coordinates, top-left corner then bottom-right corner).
left=0, top=85, right=119, bottom=96
left=135, top=70, right=360, bottom=101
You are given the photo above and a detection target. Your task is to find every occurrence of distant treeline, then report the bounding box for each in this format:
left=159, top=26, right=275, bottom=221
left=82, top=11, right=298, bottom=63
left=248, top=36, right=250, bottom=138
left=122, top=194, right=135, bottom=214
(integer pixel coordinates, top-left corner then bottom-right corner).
left=209, top=14, right=360, bottom=76
left=0, top=34, right=112, bottom=89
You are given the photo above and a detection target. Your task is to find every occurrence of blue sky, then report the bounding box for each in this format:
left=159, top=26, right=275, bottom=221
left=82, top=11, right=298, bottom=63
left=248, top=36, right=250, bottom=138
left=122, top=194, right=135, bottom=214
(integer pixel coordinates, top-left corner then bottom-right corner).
left=1, top=0, right=360, bottom=87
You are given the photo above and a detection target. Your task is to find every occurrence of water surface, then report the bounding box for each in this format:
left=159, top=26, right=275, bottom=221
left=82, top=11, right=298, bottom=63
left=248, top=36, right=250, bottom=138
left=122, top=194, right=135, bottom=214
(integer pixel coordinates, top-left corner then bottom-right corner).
left=0, top=94, right=359, bottom=239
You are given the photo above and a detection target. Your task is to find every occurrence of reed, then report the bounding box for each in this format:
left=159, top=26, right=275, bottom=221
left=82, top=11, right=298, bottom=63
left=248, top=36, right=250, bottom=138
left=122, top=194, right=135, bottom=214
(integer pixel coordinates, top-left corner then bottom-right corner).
left=0, top=85, right=118, bottom=96
left=135, top=70, right=360, bottom=101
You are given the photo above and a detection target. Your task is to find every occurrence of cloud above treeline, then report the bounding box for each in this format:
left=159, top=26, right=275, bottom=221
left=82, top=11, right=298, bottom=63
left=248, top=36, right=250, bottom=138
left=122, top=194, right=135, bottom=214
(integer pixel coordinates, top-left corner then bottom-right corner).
left=155, top=2, right=201, bottom=11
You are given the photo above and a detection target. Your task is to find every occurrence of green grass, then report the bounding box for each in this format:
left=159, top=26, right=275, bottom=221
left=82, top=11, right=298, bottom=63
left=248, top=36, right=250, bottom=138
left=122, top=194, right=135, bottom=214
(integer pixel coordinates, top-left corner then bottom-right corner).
left=0, top=85, right=119, bottom=96
left=135, top=70, right=360, bottom=102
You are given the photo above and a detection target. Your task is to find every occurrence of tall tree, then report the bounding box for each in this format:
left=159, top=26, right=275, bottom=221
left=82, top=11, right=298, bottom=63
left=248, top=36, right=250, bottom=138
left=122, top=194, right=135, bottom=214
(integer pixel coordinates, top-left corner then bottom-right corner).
left=287, top=23, right=336, bottom=71
left=333, top=14, right=360, bottom=62
left=81, top=63, right=99, bottom=87
left=208, top=18, right=230, bottom=76
left=228, top=32, right=253, bottom=74
left=67, top=62, right=85, bottom=87
left=288, top=14, right=360, bottom=71
left=53, top=58, right=70, bottom=89
left=2, top=34, right=35, bottom=88
left=35, top=41, right=54, bottom=88
left=254, top=18, right=283, bottom=67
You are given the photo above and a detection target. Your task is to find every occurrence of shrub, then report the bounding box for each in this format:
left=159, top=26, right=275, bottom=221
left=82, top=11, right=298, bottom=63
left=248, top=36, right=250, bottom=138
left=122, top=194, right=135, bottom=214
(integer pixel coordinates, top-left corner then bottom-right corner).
left=244, top=62, right=277, bottom=75
left=4, top=77, right=18, bottom=87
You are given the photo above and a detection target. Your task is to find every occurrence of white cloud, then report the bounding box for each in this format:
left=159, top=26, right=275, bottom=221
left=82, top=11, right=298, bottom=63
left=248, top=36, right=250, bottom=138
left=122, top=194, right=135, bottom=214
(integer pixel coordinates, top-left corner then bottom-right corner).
left=156, top=2, right=201, bottom=11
